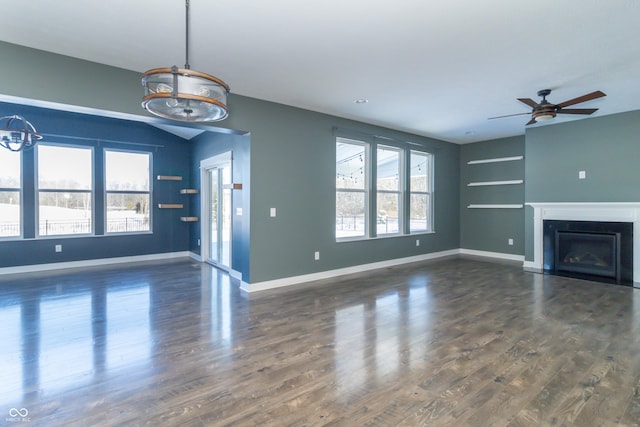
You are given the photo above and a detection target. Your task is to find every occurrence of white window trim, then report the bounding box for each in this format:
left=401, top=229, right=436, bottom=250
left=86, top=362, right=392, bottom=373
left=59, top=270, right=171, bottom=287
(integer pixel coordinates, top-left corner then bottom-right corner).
left=36, top=143, right=95, bottom=238
left=104, top=149, right=153, bottom=235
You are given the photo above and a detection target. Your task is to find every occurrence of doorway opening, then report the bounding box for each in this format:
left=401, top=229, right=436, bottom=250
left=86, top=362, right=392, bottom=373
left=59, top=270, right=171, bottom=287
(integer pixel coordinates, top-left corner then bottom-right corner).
left=201, top=152, right=232, bottom=271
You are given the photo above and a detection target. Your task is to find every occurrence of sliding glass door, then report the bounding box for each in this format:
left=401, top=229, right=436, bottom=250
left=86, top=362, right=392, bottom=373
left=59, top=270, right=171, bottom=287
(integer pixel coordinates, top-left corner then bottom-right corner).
left=201, top=153, right=232, bottom=271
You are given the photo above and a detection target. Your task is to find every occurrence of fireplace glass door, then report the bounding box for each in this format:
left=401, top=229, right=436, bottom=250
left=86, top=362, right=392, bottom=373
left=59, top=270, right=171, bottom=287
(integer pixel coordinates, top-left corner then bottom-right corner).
left=554, top=231, right=621, bottom=282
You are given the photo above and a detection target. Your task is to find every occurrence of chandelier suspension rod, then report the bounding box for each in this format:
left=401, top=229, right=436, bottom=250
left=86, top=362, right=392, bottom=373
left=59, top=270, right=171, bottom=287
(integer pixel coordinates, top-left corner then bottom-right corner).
left=185, top=0, right=190, bottom=70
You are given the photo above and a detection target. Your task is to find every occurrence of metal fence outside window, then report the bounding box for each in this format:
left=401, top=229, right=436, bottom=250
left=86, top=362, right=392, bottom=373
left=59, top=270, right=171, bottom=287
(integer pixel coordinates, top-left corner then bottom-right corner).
left=0, top=218, right=150, bottom=237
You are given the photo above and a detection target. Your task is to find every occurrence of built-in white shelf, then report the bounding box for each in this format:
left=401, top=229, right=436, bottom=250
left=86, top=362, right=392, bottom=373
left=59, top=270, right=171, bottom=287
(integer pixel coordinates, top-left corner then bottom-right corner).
left=467, top=204, right=523, bottom=209
left=467, top=156, right=523, bottom=165
left=467, top=179, right=523, bottom=187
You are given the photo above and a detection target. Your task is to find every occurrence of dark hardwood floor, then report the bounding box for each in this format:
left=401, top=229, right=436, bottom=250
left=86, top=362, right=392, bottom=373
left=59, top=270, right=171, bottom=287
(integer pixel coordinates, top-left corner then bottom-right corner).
left=0, top=256, right=639, bottom=426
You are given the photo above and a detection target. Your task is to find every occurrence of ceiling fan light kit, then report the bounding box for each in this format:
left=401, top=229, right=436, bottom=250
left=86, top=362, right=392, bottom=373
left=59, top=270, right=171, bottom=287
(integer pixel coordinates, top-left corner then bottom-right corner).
left=141, top=0, right=230, bottom=122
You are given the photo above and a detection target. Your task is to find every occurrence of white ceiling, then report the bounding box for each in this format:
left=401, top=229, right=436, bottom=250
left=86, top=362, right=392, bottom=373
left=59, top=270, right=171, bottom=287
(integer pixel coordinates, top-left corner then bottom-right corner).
left=1, top=0, right=639, bottom=144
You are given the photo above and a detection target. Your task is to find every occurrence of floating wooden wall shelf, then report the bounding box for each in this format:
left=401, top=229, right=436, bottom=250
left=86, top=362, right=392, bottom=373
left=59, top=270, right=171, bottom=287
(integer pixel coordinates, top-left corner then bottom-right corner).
left=157, top=175, right=183, bottom=181
left=180, top=216, right=199, bottom=222
left=180, top=189, right=199, bottom=194
left=158, top=203, right=183, bottom=209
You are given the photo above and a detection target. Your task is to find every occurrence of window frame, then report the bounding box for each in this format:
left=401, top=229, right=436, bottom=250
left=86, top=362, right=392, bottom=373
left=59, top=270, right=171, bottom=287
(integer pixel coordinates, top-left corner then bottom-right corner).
left=36, top=143, right=95, bottom=238
left=336, top=138, right=370, bottom=241
left=408, top=150, right=434, bottom=234
left=335, top=135, right=434, bottom=242
left=376, top=144, right=404, bottom=237
left=0, top=149, right=22, bottom=240
left=104, top=149, right=153, bottom=235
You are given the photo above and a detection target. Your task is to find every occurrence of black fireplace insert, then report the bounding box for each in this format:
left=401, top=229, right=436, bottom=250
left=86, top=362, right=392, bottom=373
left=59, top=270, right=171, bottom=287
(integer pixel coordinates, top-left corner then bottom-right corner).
left=543, top=220, right=633, bottom=286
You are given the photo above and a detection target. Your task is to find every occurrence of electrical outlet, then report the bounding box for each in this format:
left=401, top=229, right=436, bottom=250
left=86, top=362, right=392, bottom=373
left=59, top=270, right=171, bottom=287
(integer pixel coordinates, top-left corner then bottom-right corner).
left=508, top=238, right=514, bottom=246
left=314, top=251, right=320, bottom=261
left=416, top=239, right=420, bottom=247
left=197, top=239, right=201, bottom=247
left=55, top=244, right=62, bottom=253
left=270, top=207, right=277, bottom=217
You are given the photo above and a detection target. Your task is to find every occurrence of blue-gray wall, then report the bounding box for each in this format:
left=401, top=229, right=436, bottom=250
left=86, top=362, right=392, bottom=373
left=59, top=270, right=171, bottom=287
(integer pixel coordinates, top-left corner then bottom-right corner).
left=190, top=132, right=251, bottom=281
left=524, top=110, right=640, bottom=261
left=0, top=101, right=191, bottom=268
left=0, top=41, right=460, bottom=284
left=460, top=136, right=525, bottom=255
left=220, top=97, right=460, bottom=283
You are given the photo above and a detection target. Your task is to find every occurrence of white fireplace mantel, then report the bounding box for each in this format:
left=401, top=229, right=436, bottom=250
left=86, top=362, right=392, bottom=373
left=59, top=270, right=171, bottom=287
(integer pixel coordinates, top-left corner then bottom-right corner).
left=526, top=202, right=640, bottom=283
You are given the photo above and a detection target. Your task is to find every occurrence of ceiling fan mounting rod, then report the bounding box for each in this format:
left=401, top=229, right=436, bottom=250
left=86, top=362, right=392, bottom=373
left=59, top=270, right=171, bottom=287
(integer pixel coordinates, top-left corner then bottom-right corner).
left=537, top=89, right=552, bottom=103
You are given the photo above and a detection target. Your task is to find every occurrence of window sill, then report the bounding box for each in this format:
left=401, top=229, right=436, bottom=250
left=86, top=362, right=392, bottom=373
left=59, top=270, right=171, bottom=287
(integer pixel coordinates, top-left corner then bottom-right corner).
left=336, top=230, right=435, bottom=243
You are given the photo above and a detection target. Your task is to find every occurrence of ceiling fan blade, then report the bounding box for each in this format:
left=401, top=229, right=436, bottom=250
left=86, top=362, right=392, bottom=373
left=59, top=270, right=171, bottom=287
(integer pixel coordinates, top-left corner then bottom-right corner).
left=556, top=90, right=606, bottom=108
left=556, top=108, right=598, bottom=115
left=525, top=117, right=537, bottom=126
left=517, top=98, right=539, bottom=108
left=488, top=112, right=531, bottom=120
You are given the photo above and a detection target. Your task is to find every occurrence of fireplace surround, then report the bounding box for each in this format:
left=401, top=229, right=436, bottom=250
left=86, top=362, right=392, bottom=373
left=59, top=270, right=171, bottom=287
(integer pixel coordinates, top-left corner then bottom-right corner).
left=526, top=203, right=640, bottom=287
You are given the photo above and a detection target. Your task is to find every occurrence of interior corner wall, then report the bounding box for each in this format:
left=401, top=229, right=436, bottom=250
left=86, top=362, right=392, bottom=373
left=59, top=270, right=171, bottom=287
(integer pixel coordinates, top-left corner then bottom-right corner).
left=190, top=132, right=251, bottom=282
left=460, top=136, right=525, bottom=255
left=524, top=110, right=640, bottom=261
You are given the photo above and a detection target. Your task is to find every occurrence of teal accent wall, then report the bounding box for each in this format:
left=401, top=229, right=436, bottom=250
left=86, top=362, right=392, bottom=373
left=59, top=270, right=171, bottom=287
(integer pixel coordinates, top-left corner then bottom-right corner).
left=460, top=136, right=525, bottom=254
left=0, top=41, right=461, bottom=284
left=0, top=101, right=192, bottom=268
left=190, top=132, right=251, bottom=281
left=524, top=110, right=640, bottom=261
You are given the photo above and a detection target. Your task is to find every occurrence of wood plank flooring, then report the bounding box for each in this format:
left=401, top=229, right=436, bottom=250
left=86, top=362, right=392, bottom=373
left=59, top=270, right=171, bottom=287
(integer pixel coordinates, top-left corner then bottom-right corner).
left=0, top=256, right=639, bottom=426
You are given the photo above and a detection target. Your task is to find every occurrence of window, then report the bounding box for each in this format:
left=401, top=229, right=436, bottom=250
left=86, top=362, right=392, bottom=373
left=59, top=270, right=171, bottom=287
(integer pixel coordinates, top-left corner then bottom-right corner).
left=0, top=149, right=21, bottom=238
left=105, top=150, right=151, bottom=233
left=336, top=138, right=368, bottom=238
left=37, top=144, right=93, bottom=236
left=336, top=136, right=433, bottom=240
left=409, top=150, right=433, bottom=232
left=377, top=145, right=402, bottom=235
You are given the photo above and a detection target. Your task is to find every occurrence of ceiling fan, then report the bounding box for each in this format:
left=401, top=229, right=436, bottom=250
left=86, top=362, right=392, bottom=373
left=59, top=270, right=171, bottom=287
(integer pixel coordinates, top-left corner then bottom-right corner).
left=489, top=89, right=606, bottom=125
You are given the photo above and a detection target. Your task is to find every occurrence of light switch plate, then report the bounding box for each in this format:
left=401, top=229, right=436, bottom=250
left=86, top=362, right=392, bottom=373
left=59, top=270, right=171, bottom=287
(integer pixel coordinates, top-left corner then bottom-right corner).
left=270, top=207, right=276, bottom=217
left=579, top=170, right=586, bottom=179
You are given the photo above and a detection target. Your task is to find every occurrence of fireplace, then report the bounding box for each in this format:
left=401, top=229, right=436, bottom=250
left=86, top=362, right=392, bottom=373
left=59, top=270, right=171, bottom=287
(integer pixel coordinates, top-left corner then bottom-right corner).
left=541, top=219, right=633, bottom=286
left=527, top=203, right=640, bottom=287
left=543, top=220, right=632, bottom=285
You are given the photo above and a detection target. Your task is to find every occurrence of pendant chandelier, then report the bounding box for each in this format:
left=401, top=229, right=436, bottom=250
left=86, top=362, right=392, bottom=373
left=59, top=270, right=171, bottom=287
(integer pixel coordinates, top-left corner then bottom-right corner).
left=0, top=115, right=43, bottom=152
left=141, top=0, right=230, bottom=122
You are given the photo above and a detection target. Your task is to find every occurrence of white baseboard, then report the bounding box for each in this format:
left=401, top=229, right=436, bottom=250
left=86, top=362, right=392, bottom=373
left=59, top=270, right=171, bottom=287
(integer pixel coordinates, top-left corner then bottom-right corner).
left=1, top=248, right=531, bottom=293
left=0, top=251, right=192, bottom=276
left=241, top=249, right=460, bottom=293
left=459, top=248, right=524, bottom=262
left=230, top=269, right=243, bottom=281
left=188, top=251, right=202, bottom=262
